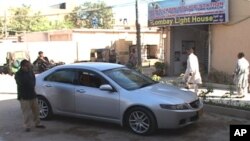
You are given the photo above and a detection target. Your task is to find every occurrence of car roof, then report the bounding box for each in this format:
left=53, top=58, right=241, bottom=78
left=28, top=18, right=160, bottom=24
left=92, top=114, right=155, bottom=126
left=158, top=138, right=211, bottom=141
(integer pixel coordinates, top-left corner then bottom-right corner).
left=57, top=62, right=125, bottom=71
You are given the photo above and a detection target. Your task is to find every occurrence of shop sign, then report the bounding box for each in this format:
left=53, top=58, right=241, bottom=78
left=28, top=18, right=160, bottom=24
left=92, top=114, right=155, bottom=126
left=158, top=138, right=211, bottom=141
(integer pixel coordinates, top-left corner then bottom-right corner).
left=148, top=0, right=229, bottom=26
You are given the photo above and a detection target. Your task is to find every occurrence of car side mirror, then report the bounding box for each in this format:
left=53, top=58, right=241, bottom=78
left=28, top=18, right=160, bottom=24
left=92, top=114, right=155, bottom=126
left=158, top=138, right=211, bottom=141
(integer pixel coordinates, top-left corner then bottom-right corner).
left=99, top=84, right=114, bottom=91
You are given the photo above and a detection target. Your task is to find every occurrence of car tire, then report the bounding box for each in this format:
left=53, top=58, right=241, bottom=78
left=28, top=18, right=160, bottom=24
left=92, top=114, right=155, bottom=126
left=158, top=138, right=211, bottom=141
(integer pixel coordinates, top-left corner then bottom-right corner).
left=37, top=96, right=53, bottom=120
left=125, top=107, right=157, bottom=135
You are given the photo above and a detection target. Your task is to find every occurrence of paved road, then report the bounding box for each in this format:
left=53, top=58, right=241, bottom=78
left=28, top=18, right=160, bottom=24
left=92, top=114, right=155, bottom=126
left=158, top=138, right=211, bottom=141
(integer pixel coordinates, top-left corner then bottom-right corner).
left=1, top=94, right=250, bottom=141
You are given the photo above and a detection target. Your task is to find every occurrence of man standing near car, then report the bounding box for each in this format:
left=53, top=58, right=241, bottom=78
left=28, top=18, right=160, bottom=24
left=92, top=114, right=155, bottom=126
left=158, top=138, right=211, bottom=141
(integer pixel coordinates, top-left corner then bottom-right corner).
left=128, top=49, right=137, bottom=69
left=33, top=51, right=50, bottom=73
left=15, top=59, right=45, bottom=132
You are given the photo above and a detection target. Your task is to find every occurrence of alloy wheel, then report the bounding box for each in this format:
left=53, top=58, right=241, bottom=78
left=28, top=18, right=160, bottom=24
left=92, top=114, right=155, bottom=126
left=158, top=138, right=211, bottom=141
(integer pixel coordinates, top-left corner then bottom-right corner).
left=37, top=98, right=49, bottom=119
left=129, top=111, right=150, bottom=134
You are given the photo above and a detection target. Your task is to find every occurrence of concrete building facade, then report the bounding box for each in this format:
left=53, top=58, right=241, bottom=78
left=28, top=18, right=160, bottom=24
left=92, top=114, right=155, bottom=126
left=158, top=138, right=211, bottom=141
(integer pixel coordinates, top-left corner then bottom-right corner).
left=162, top=0, right=250, bottom=76
left=210, top=0, right=250, bottom=74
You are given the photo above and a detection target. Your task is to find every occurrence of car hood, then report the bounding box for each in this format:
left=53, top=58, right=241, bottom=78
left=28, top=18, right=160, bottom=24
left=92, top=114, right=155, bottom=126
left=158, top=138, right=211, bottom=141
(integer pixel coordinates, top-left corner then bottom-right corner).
left=134, top=83, right=198, bottom=104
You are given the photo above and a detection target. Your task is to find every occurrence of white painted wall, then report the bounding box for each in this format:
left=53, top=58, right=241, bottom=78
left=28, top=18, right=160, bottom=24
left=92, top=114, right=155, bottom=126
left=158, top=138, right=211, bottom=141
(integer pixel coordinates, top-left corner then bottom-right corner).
left=0, top=29, right=162, bottom=66
left=0, top=41, right=77, bottom=65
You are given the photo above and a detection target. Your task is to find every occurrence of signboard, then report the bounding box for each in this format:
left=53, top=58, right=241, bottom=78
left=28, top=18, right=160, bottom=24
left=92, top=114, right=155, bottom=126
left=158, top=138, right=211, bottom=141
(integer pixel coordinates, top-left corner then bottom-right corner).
left=148, top=0, right=229, bottom=26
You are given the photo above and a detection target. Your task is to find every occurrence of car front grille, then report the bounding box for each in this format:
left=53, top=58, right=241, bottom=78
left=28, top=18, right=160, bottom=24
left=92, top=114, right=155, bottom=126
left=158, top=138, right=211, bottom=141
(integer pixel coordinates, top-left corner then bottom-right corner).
left=189, top=99, right=200, bottom=109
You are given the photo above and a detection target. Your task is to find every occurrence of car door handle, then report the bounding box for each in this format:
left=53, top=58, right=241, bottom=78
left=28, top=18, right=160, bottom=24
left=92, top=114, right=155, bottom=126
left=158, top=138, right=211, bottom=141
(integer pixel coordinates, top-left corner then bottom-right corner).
left=76, top=89, right=86, bottom=93
left=44, top=84, right=52, bottom=87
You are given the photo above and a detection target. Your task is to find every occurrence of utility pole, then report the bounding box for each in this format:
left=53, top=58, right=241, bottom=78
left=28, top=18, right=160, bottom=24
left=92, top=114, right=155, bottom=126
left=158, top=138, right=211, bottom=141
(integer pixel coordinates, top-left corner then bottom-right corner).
left=135, top=0, right=142, bottom=68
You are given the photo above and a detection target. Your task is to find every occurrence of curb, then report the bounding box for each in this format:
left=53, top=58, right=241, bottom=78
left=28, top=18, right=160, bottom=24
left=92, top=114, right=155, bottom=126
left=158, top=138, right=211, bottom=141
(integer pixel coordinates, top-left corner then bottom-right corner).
left=203, top=83, right=235, bottom=90
left=204, top=104, right=250, bottom=120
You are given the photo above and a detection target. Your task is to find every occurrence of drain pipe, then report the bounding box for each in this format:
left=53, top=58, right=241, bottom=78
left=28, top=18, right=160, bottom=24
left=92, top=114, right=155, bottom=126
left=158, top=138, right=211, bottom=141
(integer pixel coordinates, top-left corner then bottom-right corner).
left=208, top=25, right=212, bottom=74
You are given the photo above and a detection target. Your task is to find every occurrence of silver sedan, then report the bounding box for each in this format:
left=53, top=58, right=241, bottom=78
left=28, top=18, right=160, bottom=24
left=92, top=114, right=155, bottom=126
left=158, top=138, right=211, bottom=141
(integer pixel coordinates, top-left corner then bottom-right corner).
left=35, top=62, right=203, bottom=135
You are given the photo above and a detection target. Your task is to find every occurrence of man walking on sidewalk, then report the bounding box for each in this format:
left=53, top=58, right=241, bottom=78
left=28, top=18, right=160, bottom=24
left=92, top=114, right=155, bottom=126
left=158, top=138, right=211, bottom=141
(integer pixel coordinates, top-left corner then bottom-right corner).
left=15, top=59, right=45, bottom=132
left=183, top=47, right=202, bottom=94
left=234, top=52, right=249, bottom=97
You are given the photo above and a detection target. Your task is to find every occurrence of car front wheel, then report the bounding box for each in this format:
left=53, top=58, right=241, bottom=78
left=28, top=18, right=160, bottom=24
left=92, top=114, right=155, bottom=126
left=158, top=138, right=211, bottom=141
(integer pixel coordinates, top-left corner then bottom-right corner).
left=37, top=96, right=52, bottom=120
left=126, top=107, right=157, bottom=135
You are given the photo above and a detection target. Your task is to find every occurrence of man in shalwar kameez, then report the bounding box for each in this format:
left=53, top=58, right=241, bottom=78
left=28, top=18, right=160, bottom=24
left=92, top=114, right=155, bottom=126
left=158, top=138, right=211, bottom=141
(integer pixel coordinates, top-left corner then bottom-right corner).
left=183, top=47, right=202, bottom=94
left=234, top=52, right=249, bottom=97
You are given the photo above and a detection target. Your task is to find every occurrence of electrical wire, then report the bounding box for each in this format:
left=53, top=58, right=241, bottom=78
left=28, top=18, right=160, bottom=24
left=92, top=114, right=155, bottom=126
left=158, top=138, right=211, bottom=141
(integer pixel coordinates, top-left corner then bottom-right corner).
left=0, top=1, right=146, bottom=18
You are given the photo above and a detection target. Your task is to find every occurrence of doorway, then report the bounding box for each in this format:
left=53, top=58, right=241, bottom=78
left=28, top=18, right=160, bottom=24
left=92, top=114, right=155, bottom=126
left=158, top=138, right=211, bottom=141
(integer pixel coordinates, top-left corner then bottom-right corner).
left=170, top=25, right=209, bottom=76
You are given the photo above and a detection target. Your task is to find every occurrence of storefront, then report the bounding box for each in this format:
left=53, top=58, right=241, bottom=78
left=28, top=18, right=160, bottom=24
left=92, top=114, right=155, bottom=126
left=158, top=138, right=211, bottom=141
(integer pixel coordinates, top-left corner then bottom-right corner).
left=148, top=0, right=229, bottom=76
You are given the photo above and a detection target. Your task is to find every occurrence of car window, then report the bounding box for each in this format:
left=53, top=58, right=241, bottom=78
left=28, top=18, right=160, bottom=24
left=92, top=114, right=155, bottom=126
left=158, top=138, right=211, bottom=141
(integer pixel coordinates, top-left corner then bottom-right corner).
left=104, top=68, right=157, bottom=90
left=78, top=71, right=107, bottom=88
left=45, top=69, right=76, bottom=84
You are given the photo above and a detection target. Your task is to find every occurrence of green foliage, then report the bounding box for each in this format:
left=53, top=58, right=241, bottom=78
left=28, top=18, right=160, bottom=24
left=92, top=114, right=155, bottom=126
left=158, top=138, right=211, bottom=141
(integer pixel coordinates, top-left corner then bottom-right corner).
left=0, top=19, right=3, bottom=27
left=49, top=20, right=74, bottom=30
left=7, top=5, right=73, bottom=32
left=65, top=1, right=114, bottom=29
left=153, top=62, right=166, bottom=76
left=154, top=62, right=165, bottom=70
left=3, top=2, right=114, bottom=33
left=151, top=74, right=161, bottom=81
left=7, top=5, right=51, bottom=32
left=205, top=100, right=250, bottom=111
left=0, top=18, right=3, bottom=38
left=207, top=69, right=234, bottom=84
left=198, top=84, right=214, bottom=100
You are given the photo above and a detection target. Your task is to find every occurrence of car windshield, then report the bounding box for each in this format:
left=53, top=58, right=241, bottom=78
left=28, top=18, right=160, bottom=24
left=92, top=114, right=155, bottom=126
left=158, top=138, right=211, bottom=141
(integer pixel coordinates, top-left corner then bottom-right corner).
left=104, top=68, right=157, bottom=90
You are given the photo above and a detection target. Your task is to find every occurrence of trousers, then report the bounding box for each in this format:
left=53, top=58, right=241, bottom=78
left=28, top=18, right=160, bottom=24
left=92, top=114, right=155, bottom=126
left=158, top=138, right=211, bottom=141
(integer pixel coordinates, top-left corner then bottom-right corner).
left=19, top=98, right=40, bottom=128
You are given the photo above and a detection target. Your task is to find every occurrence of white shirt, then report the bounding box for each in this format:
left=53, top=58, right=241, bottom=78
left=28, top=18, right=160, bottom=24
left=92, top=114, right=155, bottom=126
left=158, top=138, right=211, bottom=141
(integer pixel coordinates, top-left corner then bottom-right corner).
left=185, top=53, right=202, bottom=84
left=235, top=57, right=249, bottom=75
left=235, top=57, right=249, bottom=87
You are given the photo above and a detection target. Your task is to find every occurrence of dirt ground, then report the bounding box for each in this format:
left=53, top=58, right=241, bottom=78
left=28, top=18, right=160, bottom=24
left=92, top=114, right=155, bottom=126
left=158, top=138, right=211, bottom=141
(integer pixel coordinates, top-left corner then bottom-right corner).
left=0, top=95, right=250, bottom=141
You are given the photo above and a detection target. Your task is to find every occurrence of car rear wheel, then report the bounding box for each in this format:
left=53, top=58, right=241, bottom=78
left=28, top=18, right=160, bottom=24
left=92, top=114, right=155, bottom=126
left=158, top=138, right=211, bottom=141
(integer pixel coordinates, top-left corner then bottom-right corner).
left=37, top=96, right=52, bottom=120
left=126, top=107, right=157, bottom=135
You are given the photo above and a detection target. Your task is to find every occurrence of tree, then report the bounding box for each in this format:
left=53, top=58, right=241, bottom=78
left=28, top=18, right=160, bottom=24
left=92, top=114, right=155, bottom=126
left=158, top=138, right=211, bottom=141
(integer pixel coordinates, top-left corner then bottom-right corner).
left=50, top=20, right=74, bottom=30
left=66, top=1, right=114, bottom=29
left=0, top=18, right=4, bottom=38
left=7, top=5, right=52, bottom=32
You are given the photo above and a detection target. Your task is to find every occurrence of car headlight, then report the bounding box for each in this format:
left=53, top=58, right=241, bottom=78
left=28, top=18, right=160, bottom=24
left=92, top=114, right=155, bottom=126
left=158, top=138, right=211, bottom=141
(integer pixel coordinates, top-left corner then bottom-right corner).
left=160, top=103, right=190, bottom=110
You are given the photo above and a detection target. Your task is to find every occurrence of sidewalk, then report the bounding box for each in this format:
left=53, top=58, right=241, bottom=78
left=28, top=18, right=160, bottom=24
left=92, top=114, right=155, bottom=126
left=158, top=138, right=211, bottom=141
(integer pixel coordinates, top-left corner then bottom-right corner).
left=160, top=77, right=250, bottom=106
left=0, top=74, right=17, bottom=94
